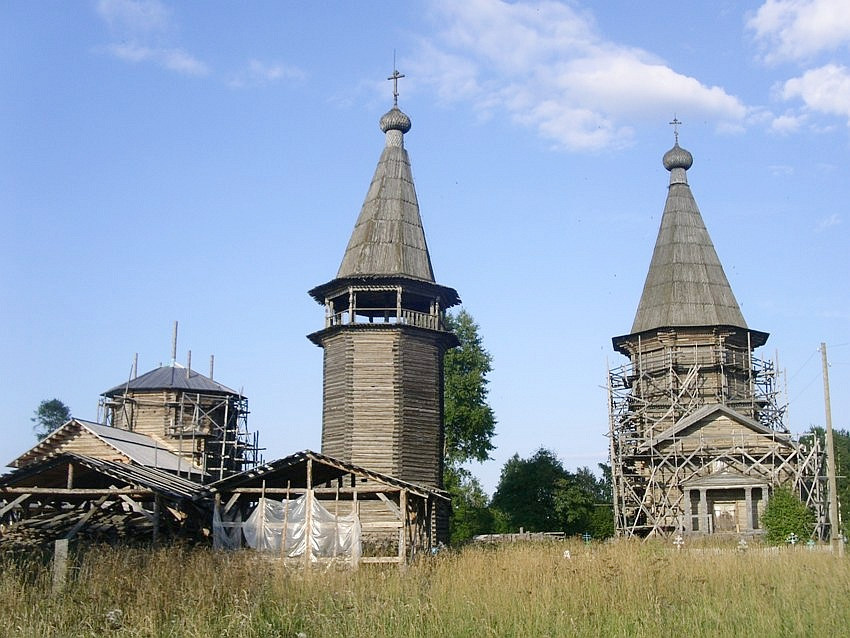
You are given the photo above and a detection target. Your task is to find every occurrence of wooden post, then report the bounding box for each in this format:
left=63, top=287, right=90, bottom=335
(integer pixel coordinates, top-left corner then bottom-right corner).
left=305, top=458, right=313, bottom=567
left=52, top=539, right=69, bottom=594
left=260, top=480, right=266, bottom=551
left=213, top=493, right=222, bottom=550
left=821, top=343, right=843, bottom=555
left=399, top=489, right=407, bottom=567
left=352, top=487, right=359, bottom=569
left=66, top=463, right=74, bottom=490
left=152, top=496, right=161, bottom=547
left=282, top=481, right=290, bottom=559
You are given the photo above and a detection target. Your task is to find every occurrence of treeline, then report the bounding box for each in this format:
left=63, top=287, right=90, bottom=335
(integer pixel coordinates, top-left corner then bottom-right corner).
left=447, top=448, right=614, bottom=544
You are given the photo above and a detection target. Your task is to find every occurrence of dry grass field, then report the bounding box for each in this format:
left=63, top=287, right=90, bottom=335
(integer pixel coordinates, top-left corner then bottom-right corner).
left=1, top=540, right=847, bottom=637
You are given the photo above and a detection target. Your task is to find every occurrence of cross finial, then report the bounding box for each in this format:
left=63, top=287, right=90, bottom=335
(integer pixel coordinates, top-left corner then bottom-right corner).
left=388, top=51, right=405, bottom=107
left=669, top=115, right=682, bottom=144
left=387, top=68, right=405, bottom=107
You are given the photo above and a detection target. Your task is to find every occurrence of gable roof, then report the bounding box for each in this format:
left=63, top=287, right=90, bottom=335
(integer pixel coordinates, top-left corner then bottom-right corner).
left=102, top=364, right=239, bottom=397
left=683, top=468, right=770, bottom=489
left=642, top=403, right=791, bottom=451
left=336, top=106, right=436, bottom=283
left=210, top=449, right=449, bottom=501
left=9, top=418, right=205, bottom=477
left=630, top=143, right=751, bottom=335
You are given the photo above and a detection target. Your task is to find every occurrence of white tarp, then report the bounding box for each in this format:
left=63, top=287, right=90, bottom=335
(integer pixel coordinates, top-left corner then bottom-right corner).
left=239, top=495, right=361, bottom=563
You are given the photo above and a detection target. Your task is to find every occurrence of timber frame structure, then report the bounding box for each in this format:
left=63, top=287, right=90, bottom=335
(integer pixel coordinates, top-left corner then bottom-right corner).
left=608, top=343, right=827, bottom=538
left=210, top=450, right=448, bottom=566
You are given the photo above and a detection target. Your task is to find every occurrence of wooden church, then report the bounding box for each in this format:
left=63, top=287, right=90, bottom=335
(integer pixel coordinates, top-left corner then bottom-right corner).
left=608, top=127, right=826, bottom=538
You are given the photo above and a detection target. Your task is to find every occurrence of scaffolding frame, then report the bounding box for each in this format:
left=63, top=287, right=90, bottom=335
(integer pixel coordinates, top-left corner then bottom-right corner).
left=99, top=390, right=260, bottom=483
left=608, top=337, right=826, bottom=539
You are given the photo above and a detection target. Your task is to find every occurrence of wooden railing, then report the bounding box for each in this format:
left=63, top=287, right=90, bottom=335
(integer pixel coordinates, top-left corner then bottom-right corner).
left=327, top=308, right=444, bottom=331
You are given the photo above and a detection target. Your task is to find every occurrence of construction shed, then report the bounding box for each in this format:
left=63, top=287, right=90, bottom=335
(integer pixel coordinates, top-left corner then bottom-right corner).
left=209, top=450, right=448, bottom=566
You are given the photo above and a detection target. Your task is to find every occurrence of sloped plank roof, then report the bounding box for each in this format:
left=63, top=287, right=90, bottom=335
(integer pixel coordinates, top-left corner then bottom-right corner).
left=631, top=143, right=749, bottom=334
left=102, top=364, right=239, bottom=397
left=209, top=449, right=449, bottom=501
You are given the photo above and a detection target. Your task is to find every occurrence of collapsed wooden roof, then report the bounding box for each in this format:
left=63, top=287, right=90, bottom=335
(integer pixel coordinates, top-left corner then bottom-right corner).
left=0, top=453, right=208, bottom=549
left=1, top=452, right=205, bottom=502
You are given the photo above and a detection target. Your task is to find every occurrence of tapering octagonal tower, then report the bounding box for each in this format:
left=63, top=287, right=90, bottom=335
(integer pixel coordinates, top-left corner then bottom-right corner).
left=308, top=84, right=459, bottom=490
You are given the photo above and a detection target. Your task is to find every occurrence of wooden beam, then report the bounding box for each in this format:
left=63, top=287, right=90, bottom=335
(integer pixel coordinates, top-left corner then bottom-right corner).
left=377, top=492, right=400, bottom=517
left=65, top=495, right=110, bottom=540
left=0, top=493, right=31, bottom=517
left=118, top=494, right=155, bottom=522
left=221, top=485, right=402, bottom=496
left=0, top=487, right=154, bottom=497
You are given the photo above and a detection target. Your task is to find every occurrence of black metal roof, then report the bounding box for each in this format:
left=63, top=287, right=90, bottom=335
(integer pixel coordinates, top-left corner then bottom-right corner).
left=102, top=364, right=240, bottom=397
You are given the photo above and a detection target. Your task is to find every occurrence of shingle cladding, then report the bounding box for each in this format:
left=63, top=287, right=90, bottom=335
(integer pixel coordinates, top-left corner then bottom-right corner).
left=336, top=143, right=435, bottom=282
left=630, top=150, right=748, bottom=334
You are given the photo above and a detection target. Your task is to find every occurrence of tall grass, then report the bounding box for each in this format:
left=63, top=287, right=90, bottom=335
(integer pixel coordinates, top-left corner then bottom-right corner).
left=1, top=540, right=847, bottom=637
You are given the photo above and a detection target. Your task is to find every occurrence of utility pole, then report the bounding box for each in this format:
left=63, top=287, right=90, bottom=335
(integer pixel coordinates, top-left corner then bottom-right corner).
left=821, top=342, right=843, bottom=556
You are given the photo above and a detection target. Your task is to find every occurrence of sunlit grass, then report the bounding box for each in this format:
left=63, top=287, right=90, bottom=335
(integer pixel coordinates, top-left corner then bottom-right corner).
left=1, top=539, right=847, bottom=637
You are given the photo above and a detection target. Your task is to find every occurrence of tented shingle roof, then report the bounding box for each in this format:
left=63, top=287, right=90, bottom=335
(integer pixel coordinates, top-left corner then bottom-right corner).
left=102, top=364, right=239, bottom=397
left=336, top=107, right=436, bottom=282
left=630, top=143, right=748, bottom=334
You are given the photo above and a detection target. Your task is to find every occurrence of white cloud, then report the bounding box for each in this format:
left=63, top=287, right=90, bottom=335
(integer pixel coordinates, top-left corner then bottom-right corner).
left=95, top=0, right=209, bottom=77
left=104, top=43, right=208, bottom=76
left=815, top=213, right=841, bottom=232
left=748, top=0, right=850, bottom=63
left=770, top=112, right=806, bottom=133
left=96, top=0, right=170, bottom=35
left=227, top=59, right=305, bottom=89
left=781, top=64, right=850, bottom=122
left=412, top=0, right=748, bottom=151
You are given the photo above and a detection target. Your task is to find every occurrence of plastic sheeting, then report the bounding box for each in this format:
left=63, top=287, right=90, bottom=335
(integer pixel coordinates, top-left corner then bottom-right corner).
left=236, top=495, right=361, bottom=563
left=212, top=506, right=243, bottom=550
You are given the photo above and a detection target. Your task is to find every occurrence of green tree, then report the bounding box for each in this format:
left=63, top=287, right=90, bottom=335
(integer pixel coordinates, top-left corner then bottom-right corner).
left=443, top=309, right=496, bottom=467
left=554, top=465, right=614, bottom=538
left=492, top=450, right=614, bottom=537
left=444, top=466, right=494, bottom=544
left=491, top=448, right=567, bottom=532
left=760, top=486, right=816, bottom=545
left=31, top=398, right=71, bottom=441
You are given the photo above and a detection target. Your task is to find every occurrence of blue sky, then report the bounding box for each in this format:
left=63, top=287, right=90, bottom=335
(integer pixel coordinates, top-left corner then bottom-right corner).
left=2, top=0, right=848, bottom=494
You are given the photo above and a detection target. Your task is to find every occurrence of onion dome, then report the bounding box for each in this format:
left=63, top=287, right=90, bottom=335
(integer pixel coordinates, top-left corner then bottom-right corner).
left=663, top=142, right=693, bottom=171
left=380, top=106, right=412, bottom=134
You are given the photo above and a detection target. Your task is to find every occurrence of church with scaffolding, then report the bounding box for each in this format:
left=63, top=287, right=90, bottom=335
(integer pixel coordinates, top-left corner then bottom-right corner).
left=608, top=128, right=827, bottom=538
